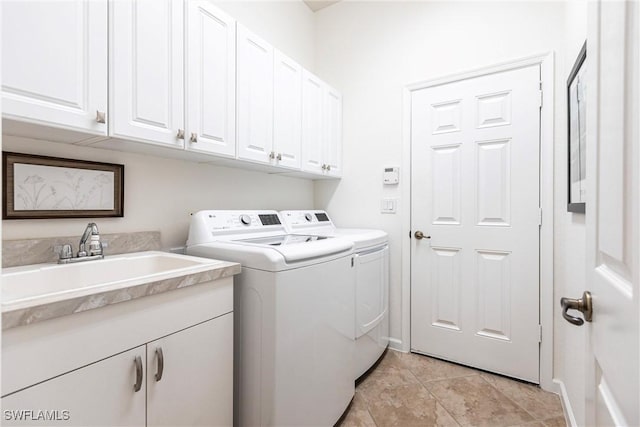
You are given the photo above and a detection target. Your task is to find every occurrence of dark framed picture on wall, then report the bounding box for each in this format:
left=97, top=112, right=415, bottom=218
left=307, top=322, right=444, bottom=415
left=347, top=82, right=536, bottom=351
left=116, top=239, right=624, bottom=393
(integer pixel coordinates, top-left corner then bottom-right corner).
left=567, top=41, right=587, bottom=213
left=3, top=152, right=124, bottom=219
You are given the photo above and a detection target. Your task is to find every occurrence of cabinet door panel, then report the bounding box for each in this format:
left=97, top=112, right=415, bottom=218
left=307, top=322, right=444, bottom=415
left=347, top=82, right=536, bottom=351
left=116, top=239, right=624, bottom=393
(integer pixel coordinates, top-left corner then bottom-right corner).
left=110, top=0, right=184, bottom=147
left=1, top=347, right=146, bottom=427
left=1, top=0, right=107, bottom=134
left=236, top=25, right=274, bottom=164
left=324, top=87, right=343, bottom=177
left=186, top=1, right=236, bottom=157
left=147, top=314, right=233, bottom=427
left=301, top=71, right=324, bottom=174
left=273, top=51, right=302, bottom=170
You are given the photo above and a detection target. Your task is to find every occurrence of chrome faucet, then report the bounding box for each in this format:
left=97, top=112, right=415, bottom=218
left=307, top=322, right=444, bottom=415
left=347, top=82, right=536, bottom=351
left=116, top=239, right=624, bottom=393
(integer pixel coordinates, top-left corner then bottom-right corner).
left=55, top=222, right=105, bottom=264
left=78, top=222, right=103, bottom=257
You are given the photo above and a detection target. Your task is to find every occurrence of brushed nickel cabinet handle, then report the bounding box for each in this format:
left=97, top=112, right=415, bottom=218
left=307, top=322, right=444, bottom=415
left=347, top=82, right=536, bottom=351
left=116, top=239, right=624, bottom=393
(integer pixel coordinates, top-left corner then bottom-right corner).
left=190, top=132, right=198, bottom=143
left=177, top=129, right=185, bottom=139
left=326, top=165, right=331, bottom=171
left=277, top=153, right=282, bottom=161
left=133, top=355, right=143, bottom=392
left=96, top=110, right=106, bottom=124
left=155, top=347, right=164, bottom=382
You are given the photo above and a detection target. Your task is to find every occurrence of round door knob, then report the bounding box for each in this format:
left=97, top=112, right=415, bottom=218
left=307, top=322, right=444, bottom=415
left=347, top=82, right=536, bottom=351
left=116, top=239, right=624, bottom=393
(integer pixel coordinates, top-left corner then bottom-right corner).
left=414, top=231, right=430, bottom=240
left=239, top=214, right=251, bottom=225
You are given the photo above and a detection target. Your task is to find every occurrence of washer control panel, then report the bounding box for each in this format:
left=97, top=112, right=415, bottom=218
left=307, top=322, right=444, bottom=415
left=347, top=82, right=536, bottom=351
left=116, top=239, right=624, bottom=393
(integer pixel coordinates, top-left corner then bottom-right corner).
left=279, top=210, right=334, bottom=232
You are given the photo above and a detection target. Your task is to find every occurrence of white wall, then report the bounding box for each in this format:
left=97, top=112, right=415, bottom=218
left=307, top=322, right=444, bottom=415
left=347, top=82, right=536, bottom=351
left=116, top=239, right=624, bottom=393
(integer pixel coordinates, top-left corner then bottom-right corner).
left=2, top=0, right=316, bottom=250
left=553, top=0, right=588, bottom=424
left=314, top=0, right=570, bottom=349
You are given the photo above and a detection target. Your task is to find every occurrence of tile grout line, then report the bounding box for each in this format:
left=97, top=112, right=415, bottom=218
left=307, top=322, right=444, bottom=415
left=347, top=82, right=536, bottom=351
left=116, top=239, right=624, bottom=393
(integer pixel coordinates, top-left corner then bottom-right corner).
left=476, top=374, right=543, bottom=424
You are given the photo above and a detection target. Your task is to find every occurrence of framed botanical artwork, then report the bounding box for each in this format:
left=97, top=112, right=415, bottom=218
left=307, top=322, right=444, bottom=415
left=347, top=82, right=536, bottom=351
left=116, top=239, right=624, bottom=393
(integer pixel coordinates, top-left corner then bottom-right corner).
left=3, top=152, right=124, bottom=219
left=567, top=41, right=587, bottom=213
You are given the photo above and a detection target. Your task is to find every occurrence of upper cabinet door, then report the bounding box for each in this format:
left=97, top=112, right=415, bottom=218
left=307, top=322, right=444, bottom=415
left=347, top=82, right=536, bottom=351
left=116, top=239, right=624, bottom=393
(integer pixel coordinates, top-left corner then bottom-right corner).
left=236, top=24, right=274, bottom=164
left=301, top=71, right=324, bottom=174
left=273, top=50, right=302, bottom=170
left=324, top=87, right=343, bottom=177
left=110, top=0, right=184, bottom=147
left=1, top=0, right=108, bottom=135
left=185, top=1, right=236, bottom=157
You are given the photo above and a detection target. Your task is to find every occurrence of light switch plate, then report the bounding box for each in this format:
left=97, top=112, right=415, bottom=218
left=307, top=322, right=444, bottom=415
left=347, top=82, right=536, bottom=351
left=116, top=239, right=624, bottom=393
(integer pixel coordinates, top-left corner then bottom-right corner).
left=381, top=198, right=397, bottom=214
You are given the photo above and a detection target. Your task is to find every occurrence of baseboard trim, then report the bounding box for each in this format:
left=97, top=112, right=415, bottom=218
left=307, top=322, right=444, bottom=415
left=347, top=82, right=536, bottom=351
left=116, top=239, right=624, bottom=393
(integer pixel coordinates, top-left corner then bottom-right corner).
left=553, top=379, right=578, bottom=427
left=387, top=337, right=407, bottom=352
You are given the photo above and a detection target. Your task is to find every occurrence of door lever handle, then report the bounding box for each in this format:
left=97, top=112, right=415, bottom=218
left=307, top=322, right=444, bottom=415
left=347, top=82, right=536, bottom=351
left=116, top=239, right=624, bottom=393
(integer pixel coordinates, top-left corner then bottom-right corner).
left=560, top=291, right=592, bottom=326
left=414, top=231, right=431, bottom=240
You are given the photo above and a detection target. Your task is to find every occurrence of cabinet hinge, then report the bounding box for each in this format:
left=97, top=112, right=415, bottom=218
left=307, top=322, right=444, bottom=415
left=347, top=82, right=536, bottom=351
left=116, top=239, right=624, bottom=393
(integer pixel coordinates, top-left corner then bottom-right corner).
left=538, top=325, right=543, bottom=343
left=538, top=90, right=543, bottom=108
left=538, top=208, right=543, bottom=226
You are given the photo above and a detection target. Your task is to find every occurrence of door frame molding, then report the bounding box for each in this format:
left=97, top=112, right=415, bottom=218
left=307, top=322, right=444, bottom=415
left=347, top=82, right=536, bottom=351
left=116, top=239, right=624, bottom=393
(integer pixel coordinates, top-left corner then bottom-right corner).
left=399, top=52, right=555, bottom=391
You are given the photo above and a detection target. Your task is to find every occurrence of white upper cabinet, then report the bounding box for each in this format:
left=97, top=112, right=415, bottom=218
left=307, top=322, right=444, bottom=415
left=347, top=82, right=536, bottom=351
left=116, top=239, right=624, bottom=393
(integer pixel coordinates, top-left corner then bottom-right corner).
left=1, top=0, right=108, bottom=135
left=110, top=0, right=184, bottom=147
left=236, top=24, right=274, bottom=164
left=273, top=50, right=303, bottom=170
left=324, top=87, right=343, bottom=177
left=301, top=71, right=325, bottom=174
left=185, top=1, right=236, bottom=157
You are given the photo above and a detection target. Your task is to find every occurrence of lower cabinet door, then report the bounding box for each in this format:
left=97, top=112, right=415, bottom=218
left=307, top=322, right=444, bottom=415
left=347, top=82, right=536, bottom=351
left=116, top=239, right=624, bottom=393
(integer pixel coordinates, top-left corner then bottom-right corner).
left=1, top=346, right=146, bottom=427
left=146, top=314, right=233, bottom=427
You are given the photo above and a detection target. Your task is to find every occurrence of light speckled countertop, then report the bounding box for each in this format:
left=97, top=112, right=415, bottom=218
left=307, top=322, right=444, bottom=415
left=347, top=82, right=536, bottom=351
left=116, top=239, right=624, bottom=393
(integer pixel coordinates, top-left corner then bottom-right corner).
left=2, top=251, right=241, bottom=330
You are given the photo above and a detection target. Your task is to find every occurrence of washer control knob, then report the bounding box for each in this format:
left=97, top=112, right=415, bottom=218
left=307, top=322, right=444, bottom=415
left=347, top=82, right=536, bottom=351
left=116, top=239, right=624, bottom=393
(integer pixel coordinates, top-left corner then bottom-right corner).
left=239, top=214, right=251, bottom=225
left=304, top=213, right=313, bottom=222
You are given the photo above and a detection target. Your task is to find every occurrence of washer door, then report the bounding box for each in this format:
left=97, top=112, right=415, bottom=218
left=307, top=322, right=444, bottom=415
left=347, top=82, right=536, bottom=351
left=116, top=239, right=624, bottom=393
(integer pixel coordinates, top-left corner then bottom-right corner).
left=355, top=246, right=389, bottom=338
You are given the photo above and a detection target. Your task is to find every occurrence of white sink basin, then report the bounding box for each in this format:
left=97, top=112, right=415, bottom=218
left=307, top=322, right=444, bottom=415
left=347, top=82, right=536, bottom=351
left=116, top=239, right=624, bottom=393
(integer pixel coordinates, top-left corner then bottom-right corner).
left=2, top=251, right=227, bottom=311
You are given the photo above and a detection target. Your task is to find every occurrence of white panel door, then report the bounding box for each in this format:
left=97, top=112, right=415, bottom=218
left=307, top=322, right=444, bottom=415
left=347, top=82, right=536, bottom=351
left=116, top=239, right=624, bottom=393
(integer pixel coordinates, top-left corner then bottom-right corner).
left=583, top=2, right=639, bottom=425
left=1, top=0, right=107, bottom=134
left=411, top=65, right=541, bottom=382
left=301, top=71, right=325, bottom=174
left=324, top=86, right=343, bottom=177
left=273, top=50, right=302, bottom=170
left=110, top=0, right=184, bottom=147
left=236, top=24, right=274, bottom=164
left=147, top=314, right=233, bottom=427
left=185, top=1, right=236, bottom=157
left=1, top=346, right=146, bottom=427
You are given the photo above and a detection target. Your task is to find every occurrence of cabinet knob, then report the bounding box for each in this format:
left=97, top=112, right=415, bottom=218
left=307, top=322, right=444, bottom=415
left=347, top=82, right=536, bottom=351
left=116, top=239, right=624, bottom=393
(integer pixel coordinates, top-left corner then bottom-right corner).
left=190, top=132, right=198, bottom=143
left=133, top=355, right=143, bottom=392
left=96, top=110, right=106, bottom=124
left=326, top=165, right=331, bottom=171
left=176, top=129, right=185, bottom=139
left=277, top=153, right=282, bottom=161
left=321, top=164, right=327, bottom=171
left=269, top=151, right=276, bottom=160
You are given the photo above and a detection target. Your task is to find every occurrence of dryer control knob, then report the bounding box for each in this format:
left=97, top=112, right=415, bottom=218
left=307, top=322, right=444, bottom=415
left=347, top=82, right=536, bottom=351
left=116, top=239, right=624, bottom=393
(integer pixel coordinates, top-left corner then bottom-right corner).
left=304, top=213, right=313, bottom=222
left=240, top=214, right=251, bottom=225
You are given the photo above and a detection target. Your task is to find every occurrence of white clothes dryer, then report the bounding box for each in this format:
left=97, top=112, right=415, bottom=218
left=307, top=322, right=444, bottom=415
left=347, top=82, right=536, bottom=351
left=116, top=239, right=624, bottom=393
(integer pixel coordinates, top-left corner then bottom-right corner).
left=280, top=210, right=389, bottom=380
left=186, top=210, right=355, bottom=427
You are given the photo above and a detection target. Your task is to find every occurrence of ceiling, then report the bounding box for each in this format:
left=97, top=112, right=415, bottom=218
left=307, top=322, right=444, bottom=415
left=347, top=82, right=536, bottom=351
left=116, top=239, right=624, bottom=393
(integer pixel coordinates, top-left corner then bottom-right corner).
left=303, top=0, right=341, bottom=12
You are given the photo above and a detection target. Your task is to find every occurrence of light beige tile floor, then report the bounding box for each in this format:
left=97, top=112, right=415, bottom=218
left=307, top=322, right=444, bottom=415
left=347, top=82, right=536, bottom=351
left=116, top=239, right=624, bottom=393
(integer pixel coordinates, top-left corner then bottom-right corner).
left=338, top=350, right=566, bottom=427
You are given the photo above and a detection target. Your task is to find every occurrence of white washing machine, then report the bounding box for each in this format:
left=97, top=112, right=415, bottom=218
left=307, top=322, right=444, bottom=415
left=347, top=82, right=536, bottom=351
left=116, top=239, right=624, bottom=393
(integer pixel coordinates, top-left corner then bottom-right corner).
left=186, top=210, right=355, bottom=427
left=280, top=210, right=389, bottom=380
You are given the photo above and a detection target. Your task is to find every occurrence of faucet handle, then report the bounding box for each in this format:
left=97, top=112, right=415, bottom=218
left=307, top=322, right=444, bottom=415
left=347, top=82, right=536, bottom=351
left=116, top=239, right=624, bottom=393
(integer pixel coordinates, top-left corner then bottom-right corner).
left=54, top=244, right=73, bottom=260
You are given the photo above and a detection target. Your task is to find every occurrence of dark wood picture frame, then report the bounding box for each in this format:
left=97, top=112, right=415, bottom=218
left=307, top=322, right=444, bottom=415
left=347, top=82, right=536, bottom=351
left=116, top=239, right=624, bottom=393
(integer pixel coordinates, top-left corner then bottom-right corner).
left=3, top=152, right=124, bottom=219
left=567, top=41, right=587, bottom=213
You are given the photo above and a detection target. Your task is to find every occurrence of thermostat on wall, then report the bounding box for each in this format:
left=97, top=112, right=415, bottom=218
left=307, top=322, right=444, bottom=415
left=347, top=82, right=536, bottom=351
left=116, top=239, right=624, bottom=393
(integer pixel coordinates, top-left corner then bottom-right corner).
left=383, top=167, right=399, bottom=185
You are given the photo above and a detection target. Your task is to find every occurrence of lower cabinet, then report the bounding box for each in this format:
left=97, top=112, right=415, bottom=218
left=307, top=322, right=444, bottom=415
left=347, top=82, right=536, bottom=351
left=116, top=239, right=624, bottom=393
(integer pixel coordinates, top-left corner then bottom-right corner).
left=147, top=314, right=233, bottom=427
left=2, top=314, right=233, bottom=427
